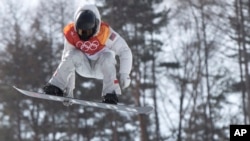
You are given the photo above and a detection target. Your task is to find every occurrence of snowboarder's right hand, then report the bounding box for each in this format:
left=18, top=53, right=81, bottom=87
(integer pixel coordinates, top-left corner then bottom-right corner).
left=43, top=83, right=64, bottom=97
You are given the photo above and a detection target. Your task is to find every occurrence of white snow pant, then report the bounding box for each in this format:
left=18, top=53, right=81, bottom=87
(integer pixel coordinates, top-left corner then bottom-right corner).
left=48, top=49, right=121, bottom=97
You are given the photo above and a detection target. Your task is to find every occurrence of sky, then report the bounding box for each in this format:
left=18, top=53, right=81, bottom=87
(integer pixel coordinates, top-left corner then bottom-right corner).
left=0, top=0, right=96, bottom=12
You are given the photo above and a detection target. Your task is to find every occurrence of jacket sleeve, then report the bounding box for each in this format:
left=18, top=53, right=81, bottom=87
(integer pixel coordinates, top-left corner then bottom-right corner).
left=61, top=38, right=76, bottom=61
left=107, top=28, right=133, bottom=74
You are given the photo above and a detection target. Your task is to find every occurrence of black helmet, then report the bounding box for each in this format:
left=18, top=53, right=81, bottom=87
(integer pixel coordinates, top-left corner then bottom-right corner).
left=75, top=10, right=99, bottom=41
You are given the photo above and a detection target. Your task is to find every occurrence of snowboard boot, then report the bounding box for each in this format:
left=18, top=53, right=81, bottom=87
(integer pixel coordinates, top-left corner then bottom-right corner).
left=43, top=83, right=64, bottom=97
left=102, top=93, right=119, bottom=105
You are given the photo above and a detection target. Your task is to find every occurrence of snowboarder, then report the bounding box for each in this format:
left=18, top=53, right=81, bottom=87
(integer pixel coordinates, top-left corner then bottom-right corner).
left=42, top=4, right=132, bottom=105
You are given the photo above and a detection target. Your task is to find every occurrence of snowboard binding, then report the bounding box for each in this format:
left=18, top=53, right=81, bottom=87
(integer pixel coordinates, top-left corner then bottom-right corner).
left=102, top=93, right=119, bottom=105
left=43, top=83, right=64, bottom=97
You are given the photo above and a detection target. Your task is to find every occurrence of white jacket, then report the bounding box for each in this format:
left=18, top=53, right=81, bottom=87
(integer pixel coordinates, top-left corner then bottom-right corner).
left=62, top=5, right=132, bottom=74
left=49, top=5, right=132, bottom=97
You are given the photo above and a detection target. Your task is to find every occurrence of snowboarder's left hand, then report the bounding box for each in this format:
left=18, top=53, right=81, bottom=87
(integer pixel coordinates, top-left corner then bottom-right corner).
left=120, top=73, right=131, bottom=89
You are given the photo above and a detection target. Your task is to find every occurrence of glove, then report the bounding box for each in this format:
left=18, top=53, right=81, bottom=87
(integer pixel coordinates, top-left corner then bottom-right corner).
left=119, top=73, right=131, bottom=89
left=63, top=99, right=73, bottom=107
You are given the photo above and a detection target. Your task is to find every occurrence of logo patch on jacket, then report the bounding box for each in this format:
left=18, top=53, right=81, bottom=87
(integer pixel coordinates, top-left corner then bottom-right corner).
left=109, top=32, right=116, bottom=41
left=75, top=40, right=101, bottom=54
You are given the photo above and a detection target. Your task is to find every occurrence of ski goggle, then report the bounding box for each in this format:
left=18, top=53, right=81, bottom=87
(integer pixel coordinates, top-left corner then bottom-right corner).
left=77, top=28, right=95, bottom=40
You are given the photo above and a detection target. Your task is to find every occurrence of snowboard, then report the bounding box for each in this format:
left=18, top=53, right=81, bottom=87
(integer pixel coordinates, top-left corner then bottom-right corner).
left=13, top=86, right=153, bottom=114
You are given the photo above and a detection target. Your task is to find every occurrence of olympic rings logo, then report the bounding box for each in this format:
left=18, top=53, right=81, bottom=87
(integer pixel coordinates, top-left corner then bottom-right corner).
left=76, top=40, right=99, bottom=52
